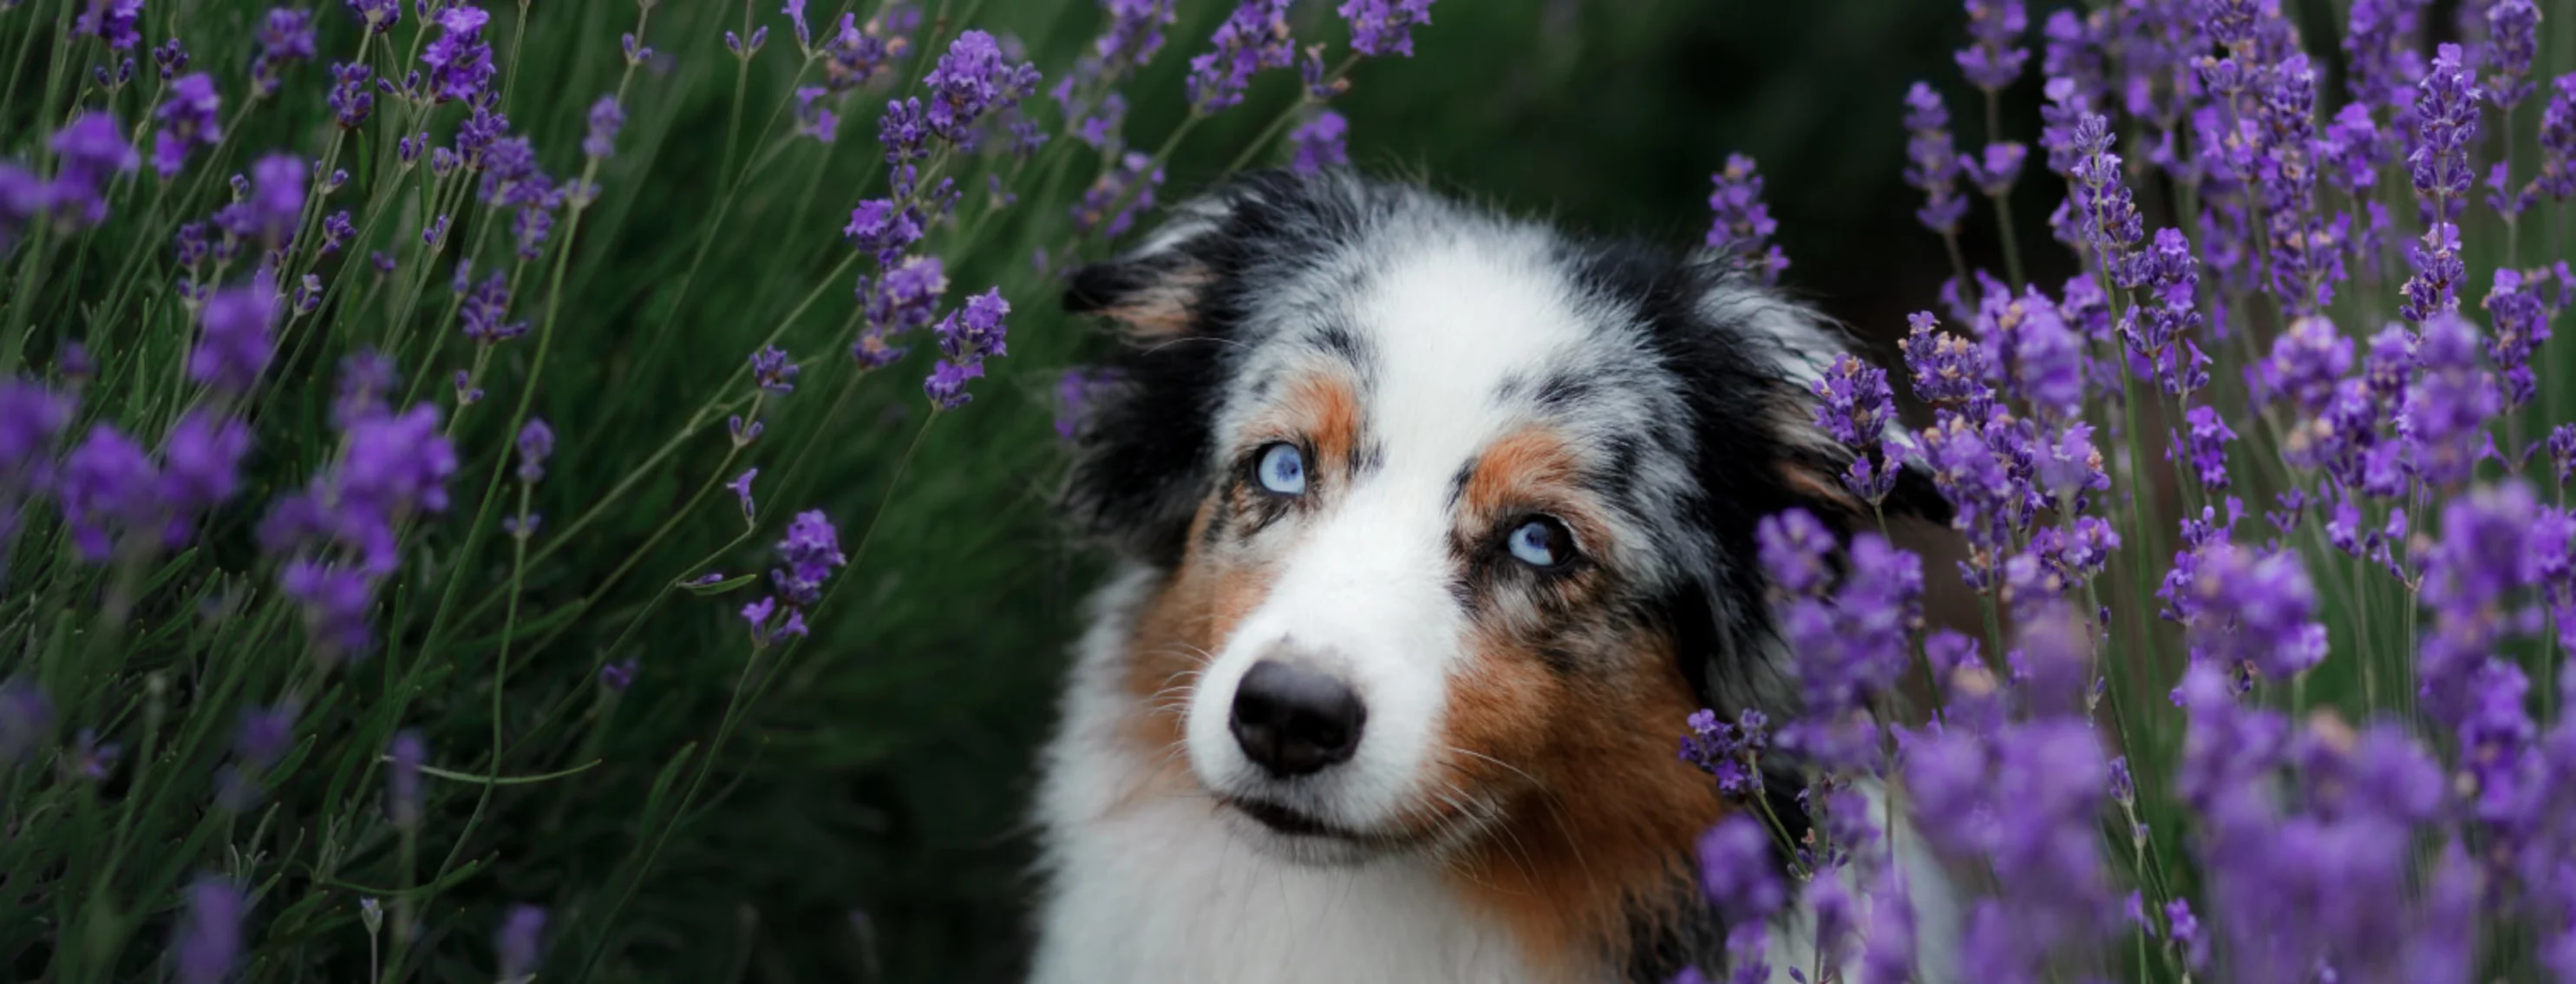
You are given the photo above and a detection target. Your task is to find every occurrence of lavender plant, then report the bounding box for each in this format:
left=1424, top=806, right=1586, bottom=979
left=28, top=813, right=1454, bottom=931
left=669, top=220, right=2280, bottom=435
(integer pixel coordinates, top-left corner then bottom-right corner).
left=1678, top=1, right=2576, bottom=981
left=0, top=0, right=1391, bottom=978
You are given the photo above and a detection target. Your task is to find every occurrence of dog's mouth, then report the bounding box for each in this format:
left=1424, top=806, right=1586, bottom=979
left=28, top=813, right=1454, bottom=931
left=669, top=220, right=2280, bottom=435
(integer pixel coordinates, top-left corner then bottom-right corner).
left=1222, top=797, right=1361, bottom=839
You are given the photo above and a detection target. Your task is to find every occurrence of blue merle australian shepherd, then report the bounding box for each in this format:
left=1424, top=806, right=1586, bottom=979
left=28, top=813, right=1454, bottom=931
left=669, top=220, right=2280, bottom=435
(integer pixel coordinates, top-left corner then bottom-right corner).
left=1030, top=169, right=1962, bottom=983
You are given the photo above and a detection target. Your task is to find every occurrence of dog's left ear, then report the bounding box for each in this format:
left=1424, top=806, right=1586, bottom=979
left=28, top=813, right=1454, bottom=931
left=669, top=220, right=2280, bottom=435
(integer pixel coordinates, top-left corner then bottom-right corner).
left=1690, top=259, right=1952, bottom=529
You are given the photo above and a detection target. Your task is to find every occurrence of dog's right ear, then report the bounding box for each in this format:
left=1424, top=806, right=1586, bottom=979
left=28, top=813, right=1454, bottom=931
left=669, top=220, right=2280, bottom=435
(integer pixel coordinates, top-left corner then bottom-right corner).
left=1062, top=194, right=1237, bottom=344
left=1058, top=191, right=1248, bottom=568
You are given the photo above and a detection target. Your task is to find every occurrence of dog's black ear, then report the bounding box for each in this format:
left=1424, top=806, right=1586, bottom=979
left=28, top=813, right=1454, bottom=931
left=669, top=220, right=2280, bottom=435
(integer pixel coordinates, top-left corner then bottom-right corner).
left=1058, top=194, right=1240, bottom=567
left=1060, top=169, right=1389, bottom=567
left=1687, top=256, right=1952, bottom=529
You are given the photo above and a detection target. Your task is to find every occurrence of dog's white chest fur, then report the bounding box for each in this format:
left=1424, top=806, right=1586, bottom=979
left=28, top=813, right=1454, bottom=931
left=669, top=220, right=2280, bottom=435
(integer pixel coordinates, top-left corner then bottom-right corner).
left=1030, top=569, right=1554, bottom=984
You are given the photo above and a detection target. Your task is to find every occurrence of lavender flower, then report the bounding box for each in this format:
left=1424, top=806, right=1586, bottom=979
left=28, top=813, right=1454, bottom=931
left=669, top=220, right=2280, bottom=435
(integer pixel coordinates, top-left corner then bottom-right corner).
left=583, top=95, right=624, bottom=159
left=2536, top=75, right=2576, bottom=202
left=496, top=905, right=546, bottom=981
left=57, top=423, right=160, bottom=561
left=515, top=419, right=553, bottom=482
left=47, top=113, right=139, bottom=227
left=422, top=4, right=498, bottom=103
left=1054, top=369, right=1119, bottom=441
left=1070, top=151, right=1163, bottom=239
left=2483, top=0, right=2540, bottom=109
left=1289, top=111, right=1350, bottom=175
left=1694, top=814, right=1785, bottom=924
left=751, top=344, right=800, bottom=394
left=459, top=270, right=526, bottom=344
left=1955, top=0, right=2030, bottom=91
left=2066, top=112, right=2141, bottom=265
left=327, top=63, right=376, bottom=128
left=173, top=876, right=246, bottom=984
left=2481, top=266, right=2566, bottom=407
left=154, top=75, right=223, bottom=178
left=75, top=0, right=143, bottom=49
left=794, top=87, right=840, bottom=143
left=1704, top=154, right=1786, bottom=285
left=2174, top=405, right=2234, bottom=490
left=822, top=13, right=898, bottom=92
left=2410, top=43, right=2482, bottom=220
left=1677, top=707, right=1769, bottom=797
left=600, top=658, right=640, bottom=692
left=1187, top=0, right=1295, bottom=113
left=154, top=38, right=190, bottom=80
left=2162, top=537, right=2328, bottom=684
left=927, top=288, right=1010, bottom=409
left=350, top=0, right=400, bottom=32
left=1097, top=0, right=1177, bottom=67
left=920, top=30, right=1041, bottom=143
left=252, top=8, right=318, bottom=96
left=1961, top=141, right=2027, bottom=197
left=743, top=510, right=845, bottom=645
left=159, top=410, right=252, bottom=547
left=0, top=678, right=51, bottom=768
left=1337, top=0, right=1435, bottom=58
left=2401, top=312, right=2502, bottom=489
left=2, top=379, right=75, bottom=495
left=1903, top=82, right=1970, bottom=235
left=729, top=469, right=758, bottom=522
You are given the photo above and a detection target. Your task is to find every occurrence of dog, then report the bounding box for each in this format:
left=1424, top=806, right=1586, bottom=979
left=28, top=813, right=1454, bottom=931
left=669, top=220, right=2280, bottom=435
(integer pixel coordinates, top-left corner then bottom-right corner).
left=1030, top=169, right=1958, bottom=983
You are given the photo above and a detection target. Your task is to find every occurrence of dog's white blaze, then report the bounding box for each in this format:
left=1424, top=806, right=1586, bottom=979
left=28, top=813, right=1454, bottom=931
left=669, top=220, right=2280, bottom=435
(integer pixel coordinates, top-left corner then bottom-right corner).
left=1187, top=232, right=1595, bottom=830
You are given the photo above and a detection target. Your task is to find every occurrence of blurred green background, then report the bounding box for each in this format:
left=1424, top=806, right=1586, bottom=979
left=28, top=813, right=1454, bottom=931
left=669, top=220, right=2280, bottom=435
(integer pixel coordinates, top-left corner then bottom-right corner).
left=601, top=2, right=2029, bottom=981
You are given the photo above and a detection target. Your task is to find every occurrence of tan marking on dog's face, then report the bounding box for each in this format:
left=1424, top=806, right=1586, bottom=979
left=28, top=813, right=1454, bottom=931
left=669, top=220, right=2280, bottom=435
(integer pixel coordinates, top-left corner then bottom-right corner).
left=1429, top=425, right=1731, bottom=971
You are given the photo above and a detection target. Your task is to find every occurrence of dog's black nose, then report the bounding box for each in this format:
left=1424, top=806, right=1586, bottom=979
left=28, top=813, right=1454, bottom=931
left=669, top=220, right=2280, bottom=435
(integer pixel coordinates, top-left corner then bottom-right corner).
left=1228, top=659, right=1365, bottom=777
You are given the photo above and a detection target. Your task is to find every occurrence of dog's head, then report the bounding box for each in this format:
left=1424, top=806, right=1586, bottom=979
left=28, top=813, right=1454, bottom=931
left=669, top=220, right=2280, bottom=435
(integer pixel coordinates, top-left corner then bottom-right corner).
left=1062, top=170, right=1943, bottom=876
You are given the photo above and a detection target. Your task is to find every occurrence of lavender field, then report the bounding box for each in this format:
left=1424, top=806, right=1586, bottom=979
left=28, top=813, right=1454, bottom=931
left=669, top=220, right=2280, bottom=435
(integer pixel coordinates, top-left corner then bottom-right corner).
left=4, top=0, right=2576, bottom=981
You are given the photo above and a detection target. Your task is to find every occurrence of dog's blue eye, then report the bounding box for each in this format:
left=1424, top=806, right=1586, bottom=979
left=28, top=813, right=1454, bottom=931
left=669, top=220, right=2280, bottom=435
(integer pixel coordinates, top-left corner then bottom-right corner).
left=1506, top=517, right=1574, bottom=569
left=1255, top=443, right=1308, bottom=495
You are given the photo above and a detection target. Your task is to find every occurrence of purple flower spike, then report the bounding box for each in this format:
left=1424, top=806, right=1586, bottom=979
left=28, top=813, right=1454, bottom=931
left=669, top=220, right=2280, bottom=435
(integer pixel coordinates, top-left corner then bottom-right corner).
left=1187, top=0, right=1296, bottom=113
left=496, top=905, right=547, bottom=981
left=252, top=8, right=318, bottom=95
left=1902, top=82, right=1969, bottom=235
left=600, top=658, right=639, bottom=692
left=2410, top=43, right=2483, bottom=219
left=728, top=468, right=758, bottom=522
left=1955, top=0, right=2030, bottom=91
left=58, top=423, right=160, bottom=562
left=75, top=0, right=143, bottom=49
left=0, top=678, right=53, bottom=768
left=752, top=344, right=799, bottom=394
left=1337, top=0, right=1435, bottom=58
left=1694, top=814, right=1785, bottom=924
left=154, top=75, right=223, bottom=178
left=2485, top=0, right=2540, bottom=109
left=514, top=419, right=553, bottom=483
left=422, top=5, right=498, bottom=103
left=1070, top=152, right=1164, bottom=239
left=2174, top=404, right=2235, bottom=490
left=350, top=0, right=401, bottom=32
left=1704, top=154, right=1787, bottom=285
left=173, top=876, right=247, bottom=984
left=927, top=288, right=1010, bottom=409
left=584, top=95, right=624, bottom=159
left=1289, top=111, right=1350, bottom=175
left=159, top=410, right=253, bottom=548
left=919, top=30, right=1041, bottom=143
